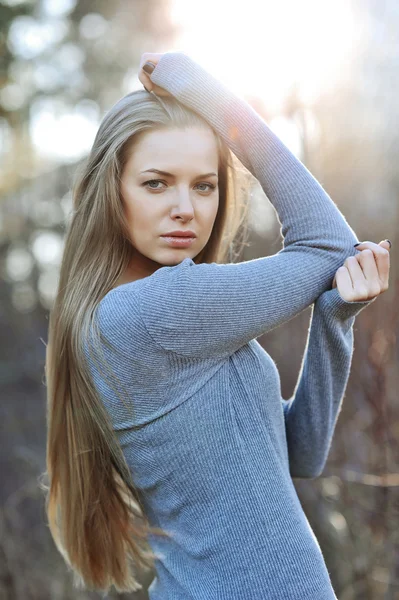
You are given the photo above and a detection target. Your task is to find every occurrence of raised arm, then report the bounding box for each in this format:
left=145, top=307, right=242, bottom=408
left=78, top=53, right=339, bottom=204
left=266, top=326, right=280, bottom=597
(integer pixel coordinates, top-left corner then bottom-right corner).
left=148, top=51, right=359, bottom=252
left=115, top=52, right=362, bottom=359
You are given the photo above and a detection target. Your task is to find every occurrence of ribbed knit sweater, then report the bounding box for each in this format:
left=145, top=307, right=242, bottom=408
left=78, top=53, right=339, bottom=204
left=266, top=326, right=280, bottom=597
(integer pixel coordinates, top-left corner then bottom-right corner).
left=86, top=52, right=374, bottom=599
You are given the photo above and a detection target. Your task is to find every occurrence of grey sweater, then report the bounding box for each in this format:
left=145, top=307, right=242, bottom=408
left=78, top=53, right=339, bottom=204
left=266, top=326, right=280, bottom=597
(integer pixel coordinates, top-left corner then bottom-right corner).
left=86, top=52, right=374, bottom=599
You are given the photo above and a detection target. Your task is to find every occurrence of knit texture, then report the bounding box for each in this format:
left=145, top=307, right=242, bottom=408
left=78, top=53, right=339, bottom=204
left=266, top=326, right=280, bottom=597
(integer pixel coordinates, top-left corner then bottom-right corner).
left=85, top=52, right=375, bottom=599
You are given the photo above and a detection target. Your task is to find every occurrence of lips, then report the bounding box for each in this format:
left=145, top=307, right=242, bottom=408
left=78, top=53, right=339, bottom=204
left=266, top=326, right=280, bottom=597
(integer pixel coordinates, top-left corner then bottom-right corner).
left=161, top=231, right=196, bottom=238
left=161, top=235, right=196, bottom=248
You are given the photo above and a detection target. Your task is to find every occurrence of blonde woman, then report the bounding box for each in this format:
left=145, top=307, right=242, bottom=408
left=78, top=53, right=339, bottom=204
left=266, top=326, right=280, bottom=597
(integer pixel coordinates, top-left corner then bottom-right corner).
left=42, top=51, right=391, bottom=598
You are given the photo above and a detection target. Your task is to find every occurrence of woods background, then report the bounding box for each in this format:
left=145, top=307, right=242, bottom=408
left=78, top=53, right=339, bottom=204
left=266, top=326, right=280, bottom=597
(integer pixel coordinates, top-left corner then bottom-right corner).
left=0, top=0, right=398, bottom=598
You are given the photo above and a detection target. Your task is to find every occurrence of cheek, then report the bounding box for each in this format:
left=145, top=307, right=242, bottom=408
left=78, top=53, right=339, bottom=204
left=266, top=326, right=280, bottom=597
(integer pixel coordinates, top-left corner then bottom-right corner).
left=209, top=196, right=219, bottom=222
left=122, top=188, right=152, bottom=222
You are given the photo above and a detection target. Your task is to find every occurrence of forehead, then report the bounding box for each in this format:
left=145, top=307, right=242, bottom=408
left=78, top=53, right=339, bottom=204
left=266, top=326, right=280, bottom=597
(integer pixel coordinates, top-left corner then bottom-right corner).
left=127, top=127, right=219, bottom=171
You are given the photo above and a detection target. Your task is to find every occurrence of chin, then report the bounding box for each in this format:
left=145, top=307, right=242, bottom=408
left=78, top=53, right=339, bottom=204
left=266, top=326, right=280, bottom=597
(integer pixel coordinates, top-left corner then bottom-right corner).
left=164, top=256, right=191, bottom=265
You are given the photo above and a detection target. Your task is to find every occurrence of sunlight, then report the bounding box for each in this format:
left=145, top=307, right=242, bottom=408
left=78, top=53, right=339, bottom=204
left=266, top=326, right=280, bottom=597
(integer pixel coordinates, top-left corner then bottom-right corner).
left=170, top=0, right=356, bottom=111
left=28, top=0, right=357, bottom=163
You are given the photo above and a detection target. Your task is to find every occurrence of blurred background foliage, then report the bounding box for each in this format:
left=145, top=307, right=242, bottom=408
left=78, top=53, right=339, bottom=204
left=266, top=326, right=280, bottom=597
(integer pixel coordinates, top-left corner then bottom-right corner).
left=0, top=0, right=398, bottom=598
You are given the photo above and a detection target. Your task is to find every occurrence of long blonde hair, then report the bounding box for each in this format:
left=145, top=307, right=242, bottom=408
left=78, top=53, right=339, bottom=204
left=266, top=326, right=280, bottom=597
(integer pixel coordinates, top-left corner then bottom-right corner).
left=39, top=88, right=252, bottom=594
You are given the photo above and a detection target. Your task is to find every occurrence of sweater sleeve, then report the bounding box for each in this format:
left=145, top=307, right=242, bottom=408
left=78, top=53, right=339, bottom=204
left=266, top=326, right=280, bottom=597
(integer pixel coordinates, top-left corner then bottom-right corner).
left=282, top=287, right=376, bottom=479
left=134, top=51, right=361, bottom=359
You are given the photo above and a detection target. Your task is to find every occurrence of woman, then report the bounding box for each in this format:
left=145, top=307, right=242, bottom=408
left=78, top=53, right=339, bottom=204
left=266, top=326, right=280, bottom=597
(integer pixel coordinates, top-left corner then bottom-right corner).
left=42, top=51, right=391, bottom=598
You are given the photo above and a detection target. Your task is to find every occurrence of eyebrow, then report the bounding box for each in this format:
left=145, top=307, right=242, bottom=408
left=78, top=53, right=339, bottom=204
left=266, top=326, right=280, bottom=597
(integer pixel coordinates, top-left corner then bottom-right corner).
left=140, top=169, right=218, bottom=178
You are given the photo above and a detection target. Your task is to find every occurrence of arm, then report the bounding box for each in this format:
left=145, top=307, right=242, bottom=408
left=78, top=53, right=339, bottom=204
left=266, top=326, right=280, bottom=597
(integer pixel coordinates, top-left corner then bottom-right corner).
left=282, top=287, right=375, bottom=479
left=118, top=52, right=362, bottom=359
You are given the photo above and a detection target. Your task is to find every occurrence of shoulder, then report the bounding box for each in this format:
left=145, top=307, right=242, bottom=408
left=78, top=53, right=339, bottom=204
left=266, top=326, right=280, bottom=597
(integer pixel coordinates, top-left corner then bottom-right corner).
left=96, top=282, right=143, bottom=340
left=94, top=258, right=200, bottom=353
left=137, top=256, right=208, bottom=310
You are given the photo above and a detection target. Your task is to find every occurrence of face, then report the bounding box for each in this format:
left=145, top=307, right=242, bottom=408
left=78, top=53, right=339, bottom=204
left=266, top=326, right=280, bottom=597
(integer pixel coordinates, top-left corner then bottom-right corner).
left=119, top=126, right=220, bottom=282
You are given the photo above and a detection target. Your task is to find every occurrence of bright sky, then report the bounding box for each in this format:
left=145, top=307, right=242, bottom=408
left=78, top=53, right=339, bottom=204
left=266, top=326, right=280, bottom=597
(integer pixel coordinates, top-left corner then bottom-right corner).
left=170, top=0, right=355, bottom=107
left=25, top=0, right=357, bottom=163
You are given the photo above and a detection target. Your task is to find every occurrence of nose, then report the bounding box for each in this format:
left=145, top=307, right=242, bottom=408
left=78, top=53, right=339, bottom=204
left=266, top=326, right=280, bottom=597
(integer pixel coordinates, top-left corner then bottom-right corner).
left=170, top=186, right=195, bottom=219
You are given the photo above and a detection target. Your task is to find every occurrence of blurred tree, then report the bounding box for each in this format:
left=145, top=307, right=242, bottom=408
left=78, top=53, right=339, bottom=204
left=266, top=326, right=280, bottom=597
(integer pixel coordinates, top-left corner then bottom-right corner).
left=0, top=0, right=398, bottom=598
left=0, top=1, right=176, bottom=598
left=0, top=0, right=178, bottom=195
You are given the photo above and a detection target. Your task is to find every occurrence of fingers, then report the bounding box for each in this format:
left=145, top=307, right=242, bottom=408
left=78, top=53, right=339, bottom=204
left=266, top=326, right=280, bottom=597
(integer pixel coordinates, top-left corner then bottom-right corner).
left=353, top=240, right=390, bottom=292
left=139, top=52, right=163, bottom=71
left=345, top=253, right=381, bottom=299
left=138, top=52, right=174, bottom=97
left=333, top=265, right=354, bottom=299
left=333, top=239, right=391, bottom=301
left=138, top=69, right=153, bottom=92
left=379, top=239, right=391, bottom=250
left=138, top=52, right=163, bottom=93
left=354, top=240, right=390, bottom=262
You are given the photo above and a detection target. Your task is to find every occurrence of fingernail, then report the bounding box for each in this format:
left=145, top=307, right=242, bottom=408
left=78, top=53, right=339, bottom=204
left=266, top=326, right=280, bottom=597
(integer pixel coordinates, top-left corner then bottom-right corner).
left=384, top=239, right=392, bottom=249
left=354, top=243, right=361, bottom=247
left=142, top=61, right=156, bottom=75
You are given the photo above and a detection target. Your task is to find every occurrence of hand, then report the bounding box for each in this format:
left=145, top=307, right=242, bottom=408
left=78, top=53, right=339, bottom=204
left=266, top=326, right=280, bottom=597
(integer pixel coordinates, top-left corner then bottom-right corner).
left=138, top=52, right=173, bottom=97
left=332, top=240, right=391, bottom=302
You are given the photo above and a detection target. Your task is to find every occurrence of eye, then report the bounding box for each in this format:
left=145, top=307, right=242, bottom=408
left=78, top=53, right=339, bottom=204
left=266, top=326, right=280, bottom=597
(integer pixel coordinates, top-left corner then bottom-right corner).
left=196, top=182, right=216, bottom=193
left=142, top=179, right=166, bottom=190
left=142, top=179, right=217, bottom=193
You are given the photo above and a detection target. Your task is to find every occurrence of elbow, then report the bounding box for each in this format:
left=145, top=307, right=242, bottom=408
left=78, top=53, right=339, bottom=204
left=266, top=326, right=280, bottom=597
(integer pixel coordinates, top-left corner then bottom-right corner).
left=337, top=229, right=360, bottom=259
left=317, top=220, right=359, bottom=261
